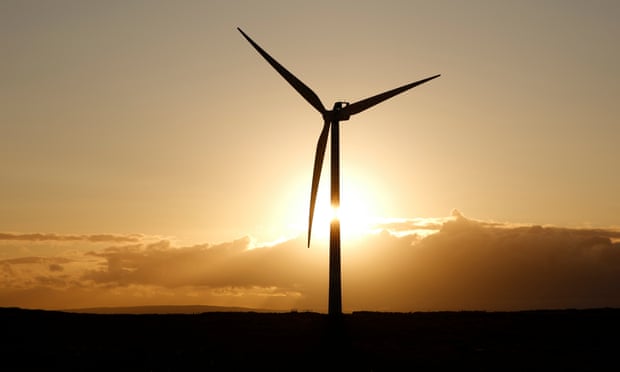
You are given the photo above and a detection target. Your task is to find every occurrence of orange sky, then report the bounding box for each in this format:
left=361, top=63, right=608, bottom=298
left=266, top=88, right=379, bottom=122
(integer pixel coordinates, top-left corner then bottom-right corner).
left=1, top=1, right=619, bottom=312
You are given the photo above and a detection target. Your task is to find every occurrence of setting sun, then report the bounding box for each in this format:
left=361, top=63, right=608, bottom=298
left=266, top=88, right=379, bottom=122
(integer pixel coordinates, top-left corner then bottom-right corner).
left=292, top=172, right=379, bottom=245
left=339, top=186, right=377, bottom=241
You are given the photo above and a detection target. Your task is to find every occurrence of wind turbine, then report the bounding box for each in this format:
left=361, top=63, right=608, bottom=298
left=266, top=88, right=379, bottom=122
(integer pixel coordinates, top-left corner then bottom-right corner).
left=238, top=27, right=439, bottom=316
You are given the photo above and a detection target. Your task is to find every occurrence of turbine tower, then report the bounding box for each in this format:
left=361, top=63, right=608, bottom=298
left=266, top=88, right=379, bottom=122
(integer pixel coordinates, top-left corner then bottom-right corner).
left=238, top=28, right=439, bottom=316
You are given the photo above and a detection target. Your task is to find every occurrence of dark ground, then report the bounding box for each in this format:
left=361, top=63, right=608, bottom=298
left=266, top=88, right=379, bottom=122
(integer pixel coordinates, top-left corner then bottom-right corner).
left=2, top=307, right=619, bottom=371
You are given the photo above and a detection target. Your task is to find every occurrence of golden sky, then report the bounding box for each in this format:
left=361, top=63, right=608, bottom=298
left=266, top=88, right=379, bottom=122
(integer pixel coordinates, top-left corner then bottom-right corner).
left=1, top=1, right=619, bottom=312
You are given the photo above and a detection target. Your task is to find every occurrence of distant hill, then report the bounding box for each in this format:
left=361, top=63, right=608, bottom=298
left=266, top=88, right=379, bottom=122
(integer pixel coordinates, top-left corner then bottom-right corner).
left=62, top=304, right=286, bottom=314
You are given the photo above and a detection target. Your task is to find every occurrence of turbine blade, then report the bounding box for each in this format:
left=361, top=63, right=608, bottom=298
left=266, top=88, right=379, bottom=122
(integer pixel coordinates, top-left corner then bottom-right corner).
left=342, top=74, right=440, bottom=117
left=237, top=27, right=326, bottom=114
left=307, top=120, right=330, bottom=248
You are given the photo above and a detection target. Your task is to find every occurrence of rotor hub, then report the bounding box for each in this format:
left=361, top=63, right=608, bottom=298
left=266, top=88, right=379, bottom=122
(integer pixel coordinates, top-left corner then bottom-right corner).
left=325, top=101, right=350, bottom=121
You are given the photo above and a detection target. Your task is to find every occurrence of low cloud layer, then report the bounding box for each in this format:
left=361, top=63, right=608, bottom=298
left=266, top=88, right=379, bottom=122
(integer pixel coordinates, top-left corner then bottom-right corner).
left=1, top=212, right=619, bottom=312
left=0, top=233, right=144, bottom=243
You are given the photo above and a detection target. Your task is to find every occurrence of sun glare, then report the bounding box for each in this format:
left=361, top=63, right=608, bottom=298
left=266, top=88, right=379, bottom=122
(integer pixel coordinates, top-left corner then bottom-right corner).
left=298, top=177, right=377, bottom=244
left=340, top=201, right=376, bottom=240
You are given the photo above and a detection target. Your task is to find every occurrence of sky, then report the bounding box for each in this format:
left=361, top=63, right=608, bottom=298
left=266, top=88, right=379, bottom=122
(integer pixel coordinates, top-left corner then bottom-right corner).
left=1, top=0, right=619, bottom=312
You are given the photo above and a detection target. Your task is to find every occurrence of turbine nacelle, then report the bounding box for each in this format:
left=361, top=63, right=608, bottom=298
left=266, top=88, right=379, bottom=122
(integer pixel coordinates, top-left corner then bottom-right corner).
left=323, top=102, right=351, bottom=122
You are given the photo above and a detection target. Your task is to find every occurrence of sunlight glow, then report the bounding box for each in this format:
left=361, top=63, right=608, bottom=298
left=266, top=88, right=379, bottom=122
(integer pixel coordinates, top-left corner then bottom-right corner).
left=330, top=205, right=340, bottom=222
left=303, top=178, right=378, bottom=244
left=280, top=172, right=450, bottom=247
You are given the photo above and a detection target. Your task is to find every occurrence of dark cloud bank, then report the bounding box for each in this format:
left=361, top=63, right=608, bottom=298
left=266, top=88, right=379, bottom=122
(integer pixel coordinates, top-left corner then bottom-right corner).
left=1, top=213, right=619, bottom=312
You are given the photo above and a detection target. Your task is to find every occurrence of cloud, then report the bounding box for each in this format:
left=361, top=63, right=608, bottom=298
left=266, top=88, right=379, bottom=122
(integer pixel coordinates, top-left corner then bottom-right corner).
left=1, top=257, right=73, bottom=265
left=344, top=215, right=620, bottom=311
left=0, top=233, right=144, bottom=243
left=49, top=264, right=64, bottom=272
left=1, top=214, right=620, bottom=312
left=81, top=237, right=324, bottom=300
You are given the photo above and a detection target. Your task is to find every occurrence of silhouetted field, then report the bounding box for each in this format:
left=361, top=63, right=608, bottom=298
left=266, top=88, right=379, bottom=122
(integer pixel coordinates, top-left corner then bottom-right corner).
left=2, top=307, right=619, bottom=371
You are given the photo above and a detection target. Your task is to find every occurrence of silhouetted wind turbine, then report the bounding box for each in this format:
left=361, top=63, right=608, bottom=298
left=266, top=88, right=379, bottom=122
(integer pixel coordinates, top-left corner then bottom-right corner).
left=238, top=27, right=439, bottom=317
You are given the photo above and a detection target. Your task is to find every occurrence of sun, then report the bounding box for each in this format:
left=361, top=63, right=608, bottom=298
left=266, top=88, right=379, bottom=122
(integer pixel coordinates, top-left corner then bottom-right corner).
left=301, top=176, right=378, bottom=243
left=339, top=194, right=376, bottom=241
